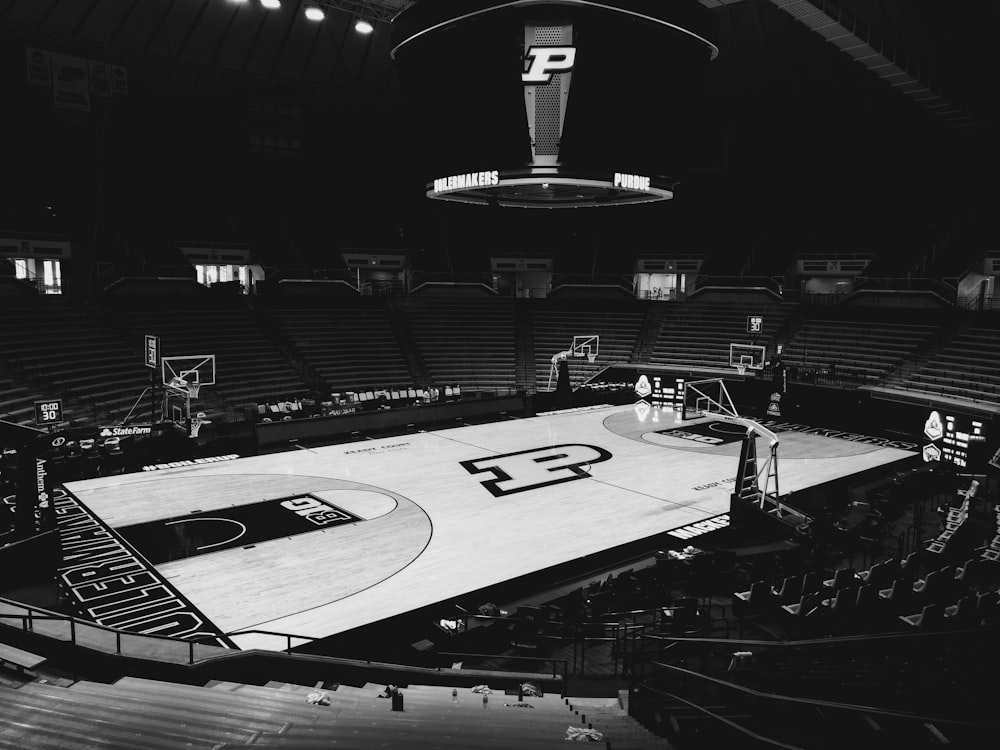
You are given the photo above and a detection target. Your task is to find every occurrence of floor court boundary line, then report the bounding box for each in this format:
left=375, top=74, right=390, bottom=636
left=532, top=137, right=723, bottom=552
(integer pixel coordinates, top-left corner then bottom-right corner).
left=224, top=488, right=437, bottom=636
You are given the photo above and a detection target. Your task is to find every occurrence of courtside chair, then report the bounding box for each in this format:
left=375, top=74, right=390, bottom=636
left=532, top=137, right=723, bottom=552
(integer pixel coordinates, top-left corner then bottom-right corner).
left=801, top=571, right=824, bottom=596
left=912, top=566, right=954, bottom=604
left=942, top=595, right=978, bottom=629
left=953, top=558, right=980, bottom=587
left=900, top=603, right=945, bottom=629
left=859, top=558, right=900, bottom=590
left=819, top=586, right=857, bottom=619
left=733, top=581, right=775, bottom=621
left=899, top=551, right=922, bottom=581
left=878, top=578, right=915, bottom=613
left=974, top=590, right=999, bottom=625
left=854, top=583, right=879, bottom=612
left=823, top=567, right=859, bottom=591
left=781, top=591, right=823, bottom=619
left=771, top=575, right=803, bottom=604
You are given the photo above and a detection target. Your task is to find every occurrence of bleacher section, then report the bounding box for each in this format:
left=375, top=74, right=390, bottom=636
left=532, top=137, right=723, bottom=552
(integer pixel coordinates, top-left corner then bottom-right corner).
left=646, top=300, right=789, bottom=371
left=0, top=371, right=44, bottom=426
left=0, top=297, right=147, bottom=424
left=6, top=294, right=1000, bottom=427
left=529, top=302, right=645, bottom=392
left=780, top=315, right=940, bottom=384
left=887, top=318, right=1000, bottom=403
left=398, top=297, right=517, bottom=393
left=0, top=677, right=664, bottom=750
left=112, top=301, right=306, bottom=409
left=269, top=302, right=412, bottom=392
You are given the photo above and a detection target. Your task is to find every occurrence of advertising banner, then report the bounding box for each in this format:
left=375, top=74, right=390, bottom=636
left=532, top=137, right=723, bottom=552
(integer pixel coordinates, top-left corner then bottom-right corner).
left=89, top=60, right=112, bottom=97
left=52, top=54, right=91, bottom=112
left=25, top=48, right=51, bottom=86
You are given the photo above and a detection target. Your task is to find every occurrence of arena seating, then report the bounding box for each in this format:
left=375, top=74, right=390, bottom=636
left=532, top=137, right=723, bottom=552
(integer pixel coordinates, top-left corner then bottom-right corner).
left=0, top=677, right=660, bottom=750
left=780, top=315, right=940, bottom=383
left=4, top=294, right=996, bottom=429
left=111, top=300, right=307, bottom=409
left=0, top=297, right=148, bottom=423
left=397, top=297, right=517, bottom=393
left=0, top=371, right=47, bottom=426
left=529, top=302, right=645, bottom=392
left=887, top=317, right=1000, bottom=403
left=646, top=300, right=790, bottom=371
left=268, top=302, right=412, bottom=392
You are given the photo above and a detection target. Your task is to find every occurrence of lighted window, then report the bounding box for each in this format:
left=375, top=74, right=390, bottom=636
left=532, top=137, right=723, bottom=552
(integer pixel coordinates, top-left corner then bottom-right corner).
left=194, top=263, right=250, bottom=291
left=42, top=259, right=62, bottom=294
left=14, top=258, right=28, bottom=279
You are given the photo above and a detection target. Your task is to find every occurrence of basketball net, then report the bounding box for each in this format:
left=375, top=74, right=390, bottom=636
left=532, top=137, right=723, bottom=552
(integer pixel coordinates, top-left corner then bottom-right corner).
left=190, top=415, right=210, bottom=438
left=735, top=363, right=746, bottom=376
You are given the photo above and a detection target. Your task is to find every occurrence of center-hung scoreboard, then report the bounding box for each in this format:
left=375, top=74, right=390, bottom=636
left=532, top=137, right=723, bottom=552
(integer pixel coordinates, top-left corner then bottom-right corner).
left=391, top=0, right=719, bottom=208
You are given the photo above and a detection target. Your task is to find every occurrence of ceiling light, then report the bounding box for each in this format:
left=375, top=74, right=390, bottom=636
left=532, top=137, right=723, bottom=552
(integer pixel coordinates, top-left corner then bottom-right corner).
left=304, top=6, right=324, bottom=21
left=260, top=0, right=281, bottom=9
left=355, top=19, right=374, bottom=34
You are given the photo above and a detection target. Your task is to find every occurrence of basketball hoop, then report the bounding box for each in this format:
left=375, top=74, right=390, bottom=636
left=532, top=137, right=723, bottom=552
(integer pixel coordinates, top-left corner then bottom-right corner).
left=735, top=364, right=747, bottom=376
left=188, top=381, right=201, bottom=399
left=587, top=353, right=597, bottom=364
left=190, top=413, right=210, bottom=439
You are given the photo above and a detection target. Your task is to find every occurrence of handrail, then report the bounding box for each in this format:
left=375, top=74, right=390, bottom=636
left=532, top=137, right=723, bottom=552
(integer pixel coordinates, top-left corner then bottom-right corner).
left=795, top=252, right=875, bottom=260
left=648, top=661, right=994, bottom=728
left=438, top=652, right=567, bottom=679
left=633, top=682, right=806, bottom=750
left=639, top=627, right=989, bottom=648
left=0, top=600, right=565, bottom=684
left=0, top=605, right=224, bottom=666
left=224, top=628, right=318, bottom=654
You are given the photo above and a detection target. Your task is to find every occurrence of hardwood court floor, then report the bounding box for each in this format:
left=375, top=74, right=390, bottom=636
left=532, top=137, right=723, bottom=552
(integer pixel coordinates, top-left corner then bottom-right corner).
left=65, top=403, right=915, bottom=650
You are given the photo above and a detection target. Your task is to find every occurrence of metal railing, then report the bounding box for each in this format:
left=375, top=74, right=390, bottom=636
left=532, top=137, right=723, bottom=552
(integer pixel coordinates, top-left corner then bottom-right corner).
left=852, top=276, right=956, bottom=297
left=441, top=602, right=728, bottom=677
left=692, top=276, right=783, bottom=296
left=437, top=652, right=567, bottom=680
left=957, top=294, right=1000, bottom=311
left=0, top=598, right=228, bottom=666
left=632, top=659, right=993, bottom=744
left=631, top=629, right=995, bottom=680
left=630, top=681, right=804, bottom=749
left=224, top=628, right=317, bottom=654
left=0, top=600, right=568, bottom=687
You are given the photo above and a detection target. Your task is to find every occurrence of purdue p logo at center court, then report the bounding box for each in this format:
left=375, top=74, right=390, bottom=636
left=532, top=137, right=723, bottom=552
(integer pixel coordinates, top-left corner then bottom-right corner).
left=461, top=444, right=612, bottom=498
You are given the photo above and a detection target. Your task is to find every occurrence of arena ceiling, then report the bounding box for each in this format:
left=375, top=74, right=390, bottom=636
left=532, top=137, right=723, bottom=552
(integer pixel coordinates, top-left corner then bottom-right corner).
left=1, top=0, right=994, bottom=123
left=0, top=1, right=997, bottom=266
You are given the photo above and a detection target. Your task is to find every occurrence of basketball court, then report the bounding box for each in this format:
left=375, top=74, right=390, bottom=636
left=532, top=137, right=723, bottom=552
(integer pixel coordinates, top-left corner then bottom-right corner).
left=58, top=400, right=917, bottom=652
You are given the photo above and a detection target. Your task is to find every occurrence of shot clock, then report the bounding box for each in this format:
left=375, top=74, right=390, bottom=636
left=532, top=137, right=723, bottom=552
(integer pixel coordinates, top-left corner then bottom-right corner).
left=33, top=399, right=64, bottom=427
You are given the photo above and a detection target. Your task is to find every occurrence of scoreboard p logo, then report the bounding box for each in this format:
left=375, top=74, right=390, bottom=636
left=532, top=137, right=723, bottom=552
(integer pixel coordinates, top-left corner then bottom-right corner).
left=522, top=46, right=576, bottom=84
left=461, top=444, right=611, bottom=497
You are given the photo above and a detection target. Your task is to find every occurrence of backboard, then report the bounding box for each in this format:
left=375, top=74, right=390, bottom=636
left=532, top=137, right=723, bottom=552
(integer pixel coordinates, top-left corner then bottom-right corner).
left=729, top=343, right=765, bottom=371
left=162, top=355, right=216, bottom=388
left=572, top=335, right=600, bottom=363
